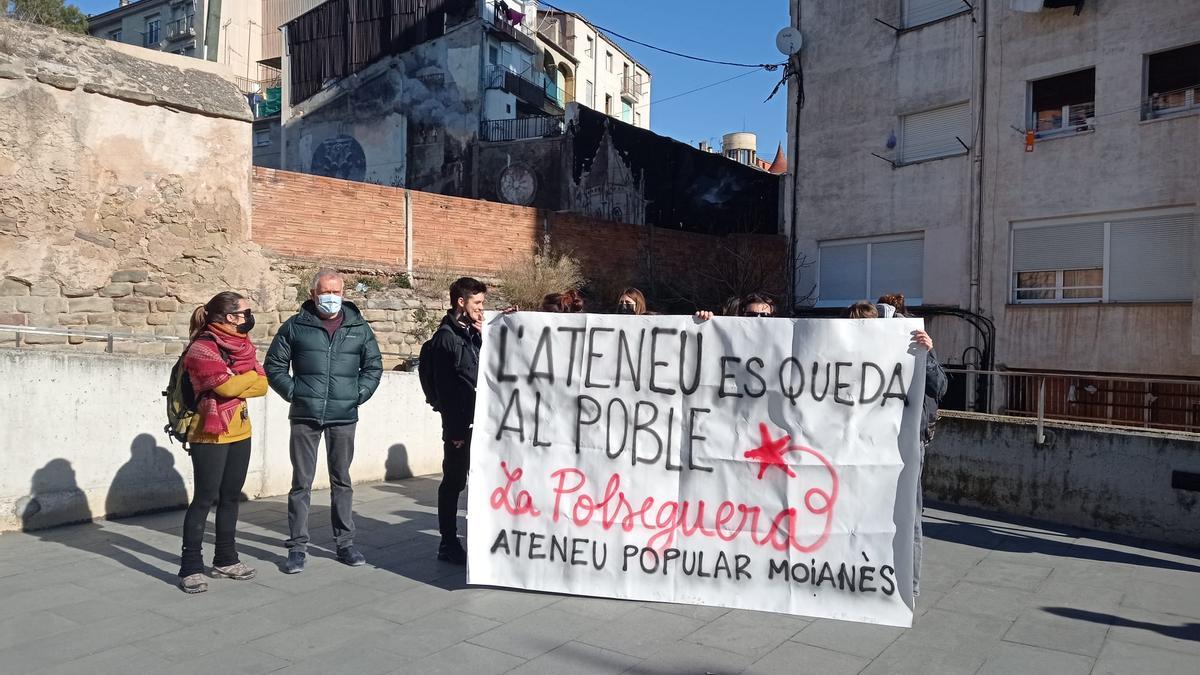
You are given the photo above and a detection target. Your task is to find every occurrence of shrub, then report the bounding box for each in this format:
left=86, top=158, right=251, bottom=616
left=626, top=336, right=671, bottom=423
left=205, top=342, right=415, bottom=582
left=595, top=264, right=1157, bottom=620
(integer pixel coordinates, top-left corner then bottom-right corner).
left=496, top=236, right=586, bottom=310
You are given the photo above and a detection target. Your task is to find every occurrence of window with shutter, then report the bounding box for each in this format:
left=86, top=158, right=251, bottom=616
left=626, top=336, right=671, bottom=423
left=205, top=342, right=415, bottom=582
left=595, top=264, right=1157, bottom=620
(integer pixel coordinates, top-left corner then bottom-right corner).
left=818, top=235, right=924, bottom=307
left=899, top=103, right=971, bottom=164
left=1109, top=213, right=1194, bottom=302
left=1011, top=209, right=1196, bottom=304
left=903, top=0, right=971, bottom=28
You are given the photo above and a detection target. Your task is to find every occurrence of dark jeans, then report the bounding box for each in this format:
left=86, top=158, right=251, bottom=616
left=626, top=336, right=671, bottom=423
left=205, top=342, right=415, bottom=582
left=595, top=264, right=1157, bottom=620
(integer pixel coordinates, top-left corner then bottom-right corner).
left=180, top=438, right=252, bottom=577
left=287, top=421, right=356, bottom=552
left=914, top=441, right=927, bottom=596
left=438, top=432, right=471, bottom=540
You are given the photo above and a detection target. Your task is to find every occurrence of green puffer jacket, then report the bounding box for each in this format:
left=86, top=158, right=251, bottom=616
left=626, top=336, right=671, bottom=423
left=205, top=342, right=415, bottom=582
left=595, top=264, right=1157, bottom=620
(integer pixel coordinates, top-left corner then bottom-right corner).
left=265, top=300, right=383, bottom=425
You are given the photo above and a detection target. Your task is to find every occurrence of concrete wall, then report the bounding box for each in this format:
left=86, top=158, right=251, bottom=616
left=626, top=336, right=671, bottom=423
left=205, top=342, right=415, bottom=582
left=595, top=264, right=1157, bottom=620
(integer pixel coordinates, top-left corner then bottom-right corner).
left=0, top=349, right=444, bottom=533
left=926, top=411, right=1200, bottom=549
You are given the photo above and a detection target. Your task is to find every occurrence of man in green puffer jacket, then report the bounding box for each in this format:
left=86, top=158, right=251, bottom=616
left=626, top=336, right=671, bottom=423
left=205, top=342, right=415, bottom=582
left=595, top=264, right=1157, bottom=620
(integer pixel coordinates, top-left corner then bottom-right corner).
left=266, top=268, right=383, bottom=574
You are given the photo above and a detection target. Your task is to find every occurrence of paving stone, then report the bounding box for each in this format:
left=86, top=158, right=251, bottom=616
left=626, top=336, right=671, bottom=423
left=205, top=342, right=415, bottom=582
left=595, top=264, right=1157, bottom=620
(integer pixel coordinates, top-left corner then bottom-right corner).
left=935, top=581, right=1037, bottom=621
left=134, top=610, right=291, bottom=662
left=368, top=608, right=500, bottom=658
left=249, top=611, right=401, bottom=660
left=628, top=640, right=754, bottom=675
left=508, top=640, right=642, bottom=675
left=32, top=644, right=174, bottom=675
left=456, top=587, right=563, bottom=622
left=575, top=605, right=707, bottom=659
left=860, top=639, right=985, bottom=675
left=791, top=617, right=906, bottom=659
left=977, top=642, right=1094, bottom=675
left=0, top=608, right=183, bottom=672
left=0, top=609, right=78, bottom=650
left=684, top=608, right=809, bottom=659
left=167, top=644, right=290, bottom=675
left=1092, top=638, right=1198, bottom=675
left=748, top=641, right=870, bottom=675
left=964, top=559, right=1053, bottom=590
left=1004, top=609, right=1110, bottom=657
left=1119, top=580, right=1200, bottom=620
left=404, top=641, right=527, bottom=675
left=468, top=607, right=602, bottom=659
left=1102, top=606, right=1200, bottom=656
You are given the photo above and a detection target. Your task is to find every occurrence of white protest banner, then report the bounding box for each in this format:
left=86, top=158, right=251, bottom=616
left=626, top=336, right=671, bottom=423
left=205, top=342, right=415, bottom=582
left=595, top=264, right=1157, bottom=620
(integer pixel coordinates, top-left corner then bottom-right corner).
left=466, top=312, right=926, bottom=627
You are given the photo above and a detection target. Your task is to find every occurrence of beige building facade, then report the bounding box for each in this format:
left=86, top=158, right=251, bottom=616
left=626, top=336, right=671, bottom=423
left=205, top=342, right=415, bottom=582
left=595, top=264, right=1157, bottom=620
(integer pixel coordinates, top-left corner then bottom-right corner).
left=787, top=1, right=1199, bottom=419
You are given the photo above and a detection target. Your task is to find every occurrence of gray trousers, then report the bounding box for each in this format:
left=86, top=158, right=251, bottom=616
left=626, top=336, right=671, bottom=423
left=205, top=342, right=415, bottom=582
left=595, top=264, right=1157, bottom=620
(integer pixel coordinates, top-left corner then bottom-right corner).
left=287, top=421, right=356, bottom=552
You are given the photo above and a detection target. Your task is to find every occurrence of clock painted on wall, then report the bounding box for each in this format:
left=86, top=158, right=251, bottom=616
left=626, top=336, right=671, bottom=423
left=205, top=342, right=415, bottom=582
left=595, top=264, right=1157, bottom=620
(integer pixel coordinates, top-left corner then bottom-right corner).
left=498, top=164, right=537, bottom=206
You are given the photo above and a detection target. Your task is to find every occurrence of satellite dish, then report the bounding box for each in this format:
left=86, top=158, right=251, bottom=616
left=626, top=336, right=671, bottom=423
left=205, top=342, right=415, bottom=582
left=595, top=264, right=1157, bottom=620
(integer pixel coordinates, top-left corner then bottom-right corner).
left=775, top=26, right=803, bottom=56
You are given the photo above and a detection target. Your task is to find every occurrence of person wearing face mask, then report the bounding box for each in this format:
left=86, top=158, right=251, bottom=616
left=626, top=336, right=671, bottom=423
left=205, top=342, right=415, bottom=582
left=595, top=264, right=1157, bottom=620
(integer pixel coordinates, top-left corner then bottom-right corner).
left=616, top=288, right=648, bottom=315
left=265, top=268, right=383, bottom=574
left=178, top=291, right=269, bottom=594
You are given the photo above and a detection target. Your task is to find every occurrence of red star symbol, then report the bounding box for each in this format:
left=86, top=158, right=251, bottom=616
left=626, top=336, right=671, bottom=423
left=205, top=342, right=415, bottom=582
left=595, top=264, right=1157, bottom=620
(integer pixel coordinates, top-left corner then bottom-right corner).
left=744, top=423, right=800, bottom=480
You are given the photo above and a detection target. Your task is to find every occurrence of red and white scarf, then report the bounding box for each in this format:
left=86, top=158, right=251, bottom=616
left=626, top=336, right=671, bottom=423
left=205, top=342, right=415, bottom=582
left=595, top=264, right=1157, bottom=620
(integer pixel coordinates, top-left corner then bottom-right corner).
left=183, top=324, right=264, bottom=435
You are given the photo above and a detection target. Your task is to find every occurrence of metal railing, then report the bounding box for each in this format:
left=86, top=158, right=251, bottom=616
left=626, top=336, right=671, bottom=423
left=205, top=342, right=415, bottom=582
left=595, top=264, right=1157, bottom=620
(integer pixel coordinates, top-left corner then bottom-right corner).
left=621, top=74, right=642, bottom=102
left=485, top=63, right=567, bottom=112
left=480, top=115, right=565, bottom=142
left=165, top=15, right=195, bottom=41
left=1033, top=101, right=1095, bottom=138
left=944, top=369, right=1200, bottom=437
left=0, top=324, right=413, bottom=359
left=1144, top=84, right=1200, bottom=120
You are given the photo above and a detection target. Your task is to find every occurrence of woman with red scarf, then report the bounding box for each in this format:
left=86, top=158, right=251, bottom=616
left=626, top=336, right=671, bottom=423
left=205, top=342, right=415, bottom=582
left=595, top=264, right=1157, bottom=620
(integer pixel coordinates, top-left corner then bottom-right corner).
left=178, top=291, right=268, bottom=594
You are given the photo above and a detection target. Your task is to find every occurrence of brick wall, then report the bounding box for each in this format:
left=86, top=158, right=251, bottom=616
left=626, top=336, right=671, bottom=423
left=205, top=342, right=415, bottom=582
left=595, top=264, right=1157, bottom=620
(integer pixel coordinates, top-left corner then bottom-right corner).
left=252, top=168, right=788, bottom=307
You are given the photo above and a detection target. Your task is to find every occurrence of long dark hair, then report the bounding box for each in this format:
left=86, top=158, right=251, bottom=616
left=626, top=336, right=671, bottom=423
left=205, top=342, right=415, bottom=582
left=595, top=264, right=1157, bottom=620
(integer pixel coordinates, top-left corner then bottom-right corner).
left=189, top=291, right=245, bottom=340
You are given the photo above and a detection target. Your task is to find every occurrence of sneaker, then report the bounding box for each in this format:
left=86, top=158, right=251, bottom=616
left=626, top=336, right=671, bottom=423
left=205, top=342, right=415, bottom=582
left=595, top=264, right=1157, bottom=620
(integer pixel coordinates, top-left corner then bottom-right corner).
left=211, top=562, right=257, bottom=580
left=337, top=546, right=366, bottom=567
left=179, top=573, right=208, bottom=594
left=283, top=550, right=306, bottom=574
left=437, top=538, right=467, bottom=565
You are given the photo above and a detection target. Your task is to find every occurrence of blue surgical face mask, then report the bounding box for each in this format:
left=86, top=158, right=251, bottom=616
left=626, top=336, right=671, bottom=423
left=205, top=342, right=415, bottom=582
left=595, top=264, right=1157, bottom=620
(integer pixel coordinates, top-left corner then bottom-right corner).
left=316, top=294, right=343, bottom=316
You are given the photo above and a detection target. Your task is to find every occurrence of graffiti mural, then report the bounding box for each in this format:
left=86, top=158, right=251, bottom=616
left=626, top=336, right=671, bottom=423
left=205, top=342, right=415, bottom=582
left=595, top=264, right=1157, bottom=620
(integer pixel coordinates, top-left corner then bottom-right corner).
left=311, top=135, right=367, bottom=182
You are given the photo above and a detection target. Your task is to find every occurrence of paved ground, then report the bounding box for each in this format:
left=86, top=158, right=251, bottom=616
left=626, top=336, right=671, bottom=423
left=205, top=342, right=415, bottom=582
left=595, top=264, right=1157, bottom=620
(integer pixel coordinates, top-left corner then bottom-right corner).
left=0, top=477, right=1197, bottom=674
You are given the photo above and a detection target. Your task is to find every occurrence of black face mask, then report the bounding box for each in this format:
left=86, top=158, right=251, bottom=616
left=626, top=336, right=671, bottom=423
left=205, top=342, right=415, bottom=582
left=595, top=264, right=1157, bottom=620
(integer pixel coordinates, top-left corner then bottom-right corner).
left=235, top=310, right=255, bottom=334
left=617, top=304, right=636, bottom=315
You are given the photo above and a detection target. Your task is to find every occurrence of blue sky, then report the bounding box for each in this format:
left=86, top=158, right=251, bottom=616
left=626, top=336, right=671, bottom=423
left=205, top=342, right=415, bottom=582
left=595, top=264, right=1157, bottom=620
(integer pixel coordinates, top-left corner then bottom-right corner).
left=73, top=0, right=790, bottom=155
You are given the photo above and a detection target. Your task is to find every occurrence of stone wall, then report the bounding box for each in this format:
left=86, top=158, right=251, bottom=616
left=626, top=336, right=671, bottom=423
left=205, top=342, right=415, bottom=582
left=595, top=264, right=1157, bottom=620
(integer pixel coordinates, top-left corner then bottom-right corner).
left=0, top=18, right=294, bottom=354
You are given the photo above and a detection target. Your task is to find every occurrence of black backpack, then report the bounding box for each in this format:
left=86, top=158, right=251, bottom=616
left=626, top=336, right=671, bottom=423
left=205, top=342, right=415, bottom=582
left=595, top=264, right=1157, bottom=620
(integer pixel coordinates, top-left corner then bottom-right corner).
left=163, top=335, right=229, bottom=447
left=418, top=333, right=441, bottom=412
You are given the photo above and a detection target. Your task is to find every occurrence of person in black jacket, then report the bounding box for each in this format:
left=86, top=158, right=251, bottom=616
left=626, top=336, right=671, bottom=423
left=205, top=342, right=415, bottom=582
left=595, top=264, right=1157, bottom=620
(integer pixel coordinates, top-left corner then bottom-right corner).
left=424, top=277, right=487, bottom=564
left=876, top=295, right=948, bottom=598
left=265, top=268, right=383, bottom=574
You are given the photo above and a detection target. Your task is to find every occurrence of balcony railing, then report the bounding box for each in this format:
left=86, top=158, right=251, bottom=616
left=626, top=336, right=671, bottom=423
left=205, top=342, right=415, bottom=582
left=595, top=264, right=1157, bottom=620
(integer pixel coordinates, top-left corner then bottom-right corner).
left=487, top=1, right=538, bottom=53
left=621, top=75, right=642, bottom=102
left=943, top=369, right=1200, bottom=436
left=1033, top=101, right=1095, bottom=138
left=480, top=115, right=565, bottom=142
left=165, top=15, right=195, bottom=41
left=1144, top=84, right=1200, bottom=120
left=486, top=63, right=567, bottom=114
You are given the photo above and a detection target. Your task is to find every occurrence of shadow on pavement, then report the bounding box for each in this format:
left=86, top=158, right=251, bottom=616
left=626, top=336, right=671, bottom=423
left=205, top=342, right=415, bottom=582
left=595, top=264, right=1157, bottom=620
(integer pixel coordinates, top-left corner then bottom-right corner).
left=1043, top=607, right=1200, bottom=642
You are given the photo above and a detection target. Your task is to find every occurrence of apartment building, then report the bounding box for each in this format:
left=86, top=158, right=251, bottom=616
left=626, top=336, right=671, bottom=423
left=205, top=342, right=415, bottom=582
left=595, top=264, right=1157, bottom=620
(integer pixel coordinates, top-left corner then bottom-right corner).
left=787, top=0, right=1199, bottom=425
left=87, top=0, right=264, bottom=80
left=536, top=8, right=651, bottom=129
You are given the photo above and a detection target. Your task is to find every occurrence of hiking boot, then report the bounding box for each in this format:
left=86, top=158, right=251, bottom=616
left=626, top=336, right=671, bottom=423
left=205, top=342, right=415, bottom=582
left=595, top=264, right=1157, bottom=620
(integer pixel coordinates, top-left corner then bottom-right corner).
left=437, top=538, right=467, bottom=565
left=283, top=551, right=306, bottom=574
left=179, top=573, right=208, bottom=594
left=211, top=562, right=257, bottom=580
left=337, top=546, right=366, bottom=567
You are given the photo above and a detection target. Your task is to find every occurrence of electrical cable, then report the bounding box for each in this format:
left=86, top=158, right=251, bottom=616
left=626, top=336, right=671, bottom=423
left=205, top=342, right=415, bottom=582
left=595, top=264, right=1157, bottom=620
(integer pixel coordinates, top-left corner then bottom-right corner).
left=539, top=0, right=784, bottom=71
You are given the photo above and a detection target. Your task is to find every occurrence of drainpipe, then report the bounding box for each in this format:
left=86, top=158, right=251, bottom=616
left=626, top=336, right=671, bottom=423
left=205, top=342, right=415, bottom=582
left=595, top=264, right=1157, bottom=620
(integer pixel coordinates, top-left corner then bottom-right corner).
left=970, top=0, right=989, bottom=410
left=970, top=0, right=987, bottom=319
left=787, top=3, right=803, bottom=309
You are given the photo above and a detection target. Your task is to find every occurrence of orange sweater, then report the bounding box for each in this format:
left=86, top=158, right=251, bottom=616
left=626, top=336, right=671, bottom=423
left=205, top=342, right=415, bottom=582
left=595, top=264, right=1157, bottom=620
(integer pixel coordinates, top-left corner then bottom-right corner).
left=188, top=371, right=270, bottom=445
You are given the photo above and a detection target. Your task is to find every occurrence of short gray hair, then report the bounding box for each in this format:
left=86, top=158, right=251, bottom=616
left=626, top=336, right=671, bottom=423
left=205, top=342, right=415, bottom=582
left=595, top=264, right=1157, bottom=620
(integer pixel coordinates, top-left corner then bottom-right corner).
left=310, top=268, right=343, bottom=290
